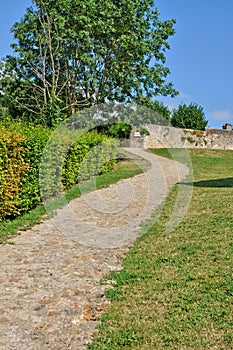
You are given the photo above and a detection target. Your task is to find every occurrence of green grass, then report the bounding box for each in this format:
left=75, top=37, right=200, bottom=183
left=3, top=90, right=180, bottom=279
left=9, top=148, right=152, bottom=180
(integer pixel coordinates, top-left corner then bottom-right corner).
left=89, top=149, right=233, bottom=350
left=0, top=154, right=145, bottom=243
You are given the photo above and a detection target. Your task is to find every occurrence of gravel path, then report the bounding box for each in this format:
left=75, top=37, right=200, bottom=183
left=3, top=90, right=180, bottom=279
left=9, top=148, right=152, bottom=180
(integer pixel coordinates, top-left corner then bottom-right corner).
left=0, top=148, right=189, bottom=349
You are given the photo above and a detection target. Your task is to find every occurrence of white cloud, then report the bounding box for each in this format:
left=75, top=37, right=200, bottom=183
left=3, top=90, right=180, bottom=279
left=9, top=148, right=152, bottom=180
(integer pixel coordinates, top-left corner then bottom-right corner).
left=209, top=109, right=233, bottom=121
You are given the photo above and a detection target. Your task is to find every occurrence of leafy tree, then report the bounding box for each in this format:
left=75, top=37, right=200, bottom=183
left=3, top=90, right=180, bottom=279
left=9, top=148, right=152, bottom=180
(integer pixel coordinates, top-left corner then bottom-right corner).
left=135, top=97, right=171, bottom=125
left=171, top=102, right=208, bottom=130
left=95, top=122, right=133, bottom=139
left=1, top=0, right=178, bottom=126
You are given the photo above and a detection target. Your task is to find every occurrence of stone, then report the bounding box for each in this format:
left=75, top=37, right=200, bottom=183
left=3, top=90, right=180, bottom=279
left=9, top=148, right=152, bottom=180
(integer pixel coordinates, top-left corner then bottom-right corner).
left=0, top=148, right=189, bottom=349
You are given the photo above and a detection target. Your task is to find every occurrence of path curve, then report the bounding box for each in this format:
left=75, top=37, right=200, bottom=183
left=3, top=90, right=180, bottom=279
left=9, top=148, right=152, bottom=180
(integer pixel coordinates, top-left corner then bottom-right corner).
left=0, top=149, right=189, bottom=349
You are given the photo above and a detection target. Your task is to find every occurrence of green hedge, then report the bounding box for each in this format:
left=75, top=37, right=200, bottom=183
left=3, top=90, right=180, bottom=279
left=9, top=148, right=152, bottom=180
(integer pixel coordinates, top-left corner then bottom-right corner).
left=0, top=128, right=29, bottom=218
left=63, top=131, right=118, bottom=188
left=0, top=121, right=118, bottom=220
left=39, top=129, right=119, bottom=199
left=0, top=121, right=51, bottom=214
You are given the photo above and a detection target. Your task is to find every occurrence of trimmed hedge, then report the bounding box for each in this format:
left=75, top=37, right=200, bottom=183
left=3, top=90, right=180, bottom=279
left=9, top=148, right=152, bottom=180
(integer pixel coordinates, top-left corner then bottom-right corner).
left=0, top=121, right=51, bottom=214
left=39, top=129, right=119, bottom=199
left=0, top=121, right=118, bottom=220
left=0, top=128, right=29, bottom=218
left=63, top=131, right=118, bottom=188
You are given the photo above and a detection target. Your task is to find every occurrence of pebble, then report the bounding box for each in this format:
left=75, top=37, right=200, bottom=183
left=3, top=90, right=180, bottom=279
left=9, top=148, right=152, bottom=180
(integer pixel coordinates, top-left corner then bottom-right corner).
left=0, top=148, right=189, bottom=349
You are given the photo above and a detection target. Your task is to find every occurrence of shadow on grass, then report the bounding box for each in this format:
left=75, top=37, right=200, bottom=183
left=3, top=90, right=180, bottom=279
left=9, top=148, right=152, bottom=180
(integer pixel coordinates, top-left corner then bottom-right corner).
left=180, top=177, right=233, bottom=188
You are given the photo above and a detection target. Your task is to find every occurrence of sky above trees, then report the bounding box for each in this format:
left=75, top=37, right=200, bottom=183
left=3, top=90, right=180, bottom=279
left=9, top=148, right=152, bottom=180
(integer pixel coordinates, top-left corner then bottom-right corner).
left=1, top=0, right=233, bottom=128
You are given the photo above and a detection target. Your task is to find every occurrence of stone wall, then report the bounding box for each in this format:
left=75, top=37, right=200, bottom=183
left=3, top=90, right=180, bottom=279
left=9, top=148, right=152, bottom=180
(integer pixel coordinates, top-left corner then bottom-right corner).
left=143, top=124, right=233, bottom=150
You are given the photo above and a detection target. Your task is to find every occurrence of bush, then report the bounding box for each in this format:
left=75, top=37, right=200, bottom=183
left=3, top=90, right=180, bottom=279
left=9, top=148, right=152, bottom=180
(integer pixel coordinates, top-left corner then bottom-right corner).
left=0, top=121, right=118, bottom=218
left=95, top=122, right=132, bottom=139
left=40, top=129, right=118, bottom=198
left=63, top=131, right=118, bottom=189
left=0, top=128, right=29, bottom=219
left=171, top=102, right=208, bottom=130
left=0, top=121, right=51, bottom=213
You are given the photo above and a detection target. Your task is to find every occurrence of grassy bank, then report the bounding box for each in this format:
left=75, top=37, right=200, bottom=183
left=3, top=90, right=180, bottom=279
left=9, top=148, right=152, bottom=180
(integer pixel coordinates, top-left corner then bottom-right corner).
left=0, top=155, right=145, bottom=243
left=89, top=149, right=233, bottom=349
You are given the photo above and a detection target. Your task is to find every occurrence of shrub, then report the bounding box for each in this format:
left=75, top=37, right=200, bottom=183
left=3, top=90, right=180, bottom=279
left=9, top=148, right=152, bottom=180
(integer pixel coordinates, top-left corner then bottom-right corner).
left=63, top=131, right=118, bottom=189
left=0, top=121, right=51, bottom=213
left=0, top=128, right=29, bottom=219
left=0, top=121, right=118, bottom=218
left=171, top=102, right=208, bottom=130
left=39, top=129, right=119, bottom=198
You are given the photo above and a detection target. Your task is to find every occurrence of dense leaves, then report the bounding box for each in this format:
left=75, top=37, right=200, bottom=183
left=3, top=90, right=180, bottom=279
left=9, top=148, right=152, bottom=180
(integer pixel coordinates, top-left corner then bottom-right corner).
left=0, top=128, right=28, bottom=218
left=0, top=0, right=177, bottom=126
left=171, top=103, right=208, bottom=130
left=0, top=121, right=117, bottom=220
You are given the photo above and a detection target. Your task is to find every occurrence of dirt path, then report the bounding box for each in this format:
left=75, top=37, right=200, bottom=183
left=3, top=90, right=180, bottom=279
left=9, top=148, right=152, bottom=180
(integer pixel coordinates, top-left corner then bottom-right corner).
left=0, top=149, right=189, bottom=349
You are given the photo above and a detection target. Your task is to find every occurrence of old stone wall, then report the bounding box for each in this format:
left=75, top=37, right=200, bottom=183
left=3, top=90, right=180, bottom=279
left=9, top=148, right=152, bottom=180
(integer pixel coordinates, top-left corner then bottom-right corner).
left=143, top=124, right=233, bottom=150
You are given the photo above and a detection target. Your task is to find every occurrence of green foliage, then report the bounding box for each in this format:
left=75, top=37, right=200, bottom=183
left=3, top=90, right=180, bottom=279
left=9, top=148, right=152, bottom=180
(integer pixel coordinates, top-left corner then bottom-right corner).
left=63, top=131, right=119, bottom=189
left=0, top=0, right=178, bottom=125
left=96, top=122, right=132, bottom=139
left=0, top=121, right=51, bottom=216
left=171, top=102, right=208, bottom=130
left=136, top=98, right=171, bottom=124
left=39, top=126, right=75, bottom=199
left=0, top=121, right=118, bottom=219
left=107, top=123, right=132, bottom=139
left=0, top=128, right=28, bottom=219
left=40, top=128, right=119, bottom=199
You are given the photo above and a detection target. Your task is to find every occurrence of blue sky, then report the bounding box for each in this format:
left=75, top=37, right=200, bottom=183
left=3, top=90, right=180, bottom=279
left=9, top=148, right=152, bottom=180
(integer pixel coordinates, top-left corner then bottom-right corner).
left=156, top=0, right=233, bottom=128
left=0, top=0, right=233, bottom=128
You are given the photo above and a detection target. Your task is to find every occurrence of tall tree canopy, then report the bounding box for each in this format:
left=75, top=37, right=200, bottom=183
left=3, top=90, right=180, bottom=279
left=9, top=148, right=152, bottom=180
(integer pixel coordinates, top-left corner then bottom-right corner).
left=0, top=0, right=178, bottom=126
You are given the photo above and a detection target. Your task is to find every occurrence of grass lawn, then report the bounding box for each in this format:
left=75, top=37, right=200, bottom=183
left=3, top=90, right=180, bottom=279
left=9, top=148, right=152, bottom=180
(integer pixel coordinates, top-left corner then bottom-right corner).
left=89, top=149, right=233, bottom=350
left=0, top=152, right=145, bottom=243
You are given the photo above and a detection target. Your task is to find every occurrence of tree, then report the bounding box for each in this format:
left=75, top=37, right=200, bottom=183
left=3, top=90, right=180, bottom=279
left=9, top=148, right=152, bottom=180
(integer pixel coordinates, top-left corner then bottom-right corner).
left=136, top=97, right=171, bottom=124
left=171, top=102, right=208, bottom=130
left=1, top=0, right=178, bottom=126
